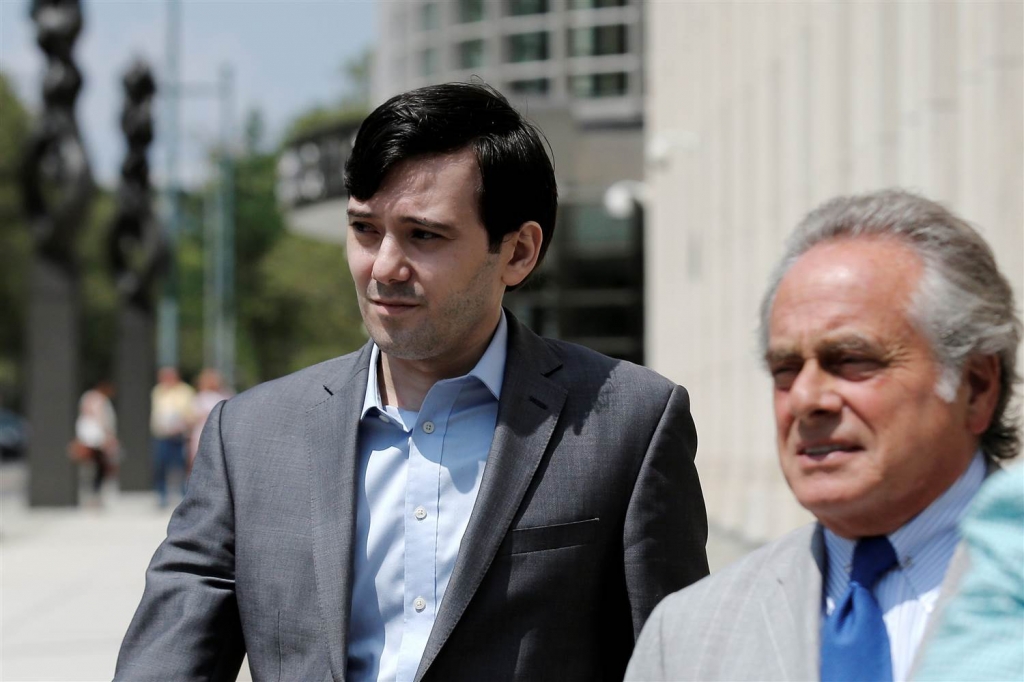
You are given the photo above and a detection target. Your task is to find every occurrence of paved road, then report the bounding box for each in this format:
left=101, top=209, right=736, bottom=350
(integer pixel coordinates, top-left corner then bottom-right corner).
left=1, top=462, right=756, bottom=681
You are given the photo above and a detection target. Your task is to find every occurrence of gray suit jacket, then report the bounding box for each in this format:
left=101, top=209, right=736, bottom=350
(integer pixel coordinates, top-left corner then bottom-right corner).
left=116, top=313, right=709, bottom=682
left=625, top=520, right=980, bottom=682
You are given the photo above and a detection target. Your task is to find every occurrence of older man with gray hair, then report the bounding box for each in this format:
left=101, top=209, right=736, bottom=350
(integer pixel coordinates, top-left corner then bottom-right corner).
left=626, top=189, right=1021, bottom=682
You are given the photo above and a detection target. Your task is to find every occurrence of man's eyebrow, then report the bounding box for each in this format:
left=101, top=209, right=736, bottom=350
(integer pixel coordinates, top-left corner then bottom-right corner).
left=764, top=347, right=801, bottom=366
left=347, top=208, right=375, bottom=220
left=816, top=336, right=880, bottom=356
left=764, top=336, right=881, bottom=366
left=404, top=215, right=455, bottom=232
left=345, top=210, right=455, bottom=232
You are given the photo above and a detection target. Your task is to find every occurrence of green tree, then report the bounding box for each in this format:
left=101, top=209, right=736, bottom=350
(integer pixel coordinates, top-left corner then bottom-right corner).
left=189, top=107, right=364, bottom=390
left=0, top=71, right=31, bottom=408
left=242, top=232, right=365, bottom=384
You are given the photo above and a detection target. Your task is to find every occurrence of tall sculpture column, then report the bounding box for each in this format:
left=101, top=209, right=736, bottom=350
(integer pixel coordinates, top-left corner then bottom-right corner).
left=110, top=61, right=164, bottom=492
left=20, top=0, right=93, bottom=506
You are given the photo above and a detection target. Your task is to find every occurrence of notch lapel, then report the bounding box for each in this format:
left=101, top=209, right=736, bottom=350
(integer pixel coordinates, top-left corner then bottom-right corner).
left=764, top=525, right=825, bottom=681
left=305, top=343, right=373, bottom=682
left=415, top=316, right=567, bottom=682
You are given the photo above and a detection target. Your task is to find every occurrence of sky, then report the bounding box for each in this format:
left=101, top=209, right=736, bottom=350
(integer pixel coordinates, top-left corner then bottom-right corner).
left=0, top=0, right=377, bottom=187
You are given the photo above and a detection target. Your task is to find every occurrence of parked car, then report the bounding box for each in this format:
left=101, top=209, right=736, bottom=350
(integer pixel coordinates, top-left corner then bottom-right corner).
left=0, top=409, right=27, bottom=461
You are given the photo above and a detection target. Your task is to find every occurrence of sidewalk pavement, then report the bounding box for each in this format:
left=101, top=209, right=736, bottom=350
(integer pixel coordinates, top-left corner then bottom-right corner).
left=1, top=461, right=756, bottom=682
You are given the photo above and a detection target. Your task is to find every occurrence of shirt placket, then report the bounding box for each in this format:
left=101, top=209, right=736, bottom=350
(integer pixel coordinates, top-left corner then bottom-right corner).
left=394, top=385, right=456, bottom=682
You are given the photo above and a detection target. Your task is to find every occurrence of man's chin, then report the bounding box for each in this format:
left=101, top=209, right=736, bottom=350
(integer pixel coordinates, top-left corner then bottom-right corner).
left=370, top=332, right=437, bottom=362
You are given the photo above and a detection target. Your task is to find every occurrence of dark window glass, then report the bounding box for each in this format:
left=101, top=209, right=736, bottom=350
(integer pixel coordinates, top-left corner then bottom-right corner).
left=568, top=24, right=628, bottom=57
left=508, top=0, right=548, bottom=16
left=508, top=78, right=550, bottom=94
left=420, top=47, right=438, bottom=76
left=569, top=71, right=628, bottom=97
left=507, top=31, right=549, bottom=63
left=569, top=0, right=627, bottom=8
left=458, top=0, right=485, bottom=22
left=457, top=39, right=486, bottom=69
left=420, top=2, right=439, bottom=30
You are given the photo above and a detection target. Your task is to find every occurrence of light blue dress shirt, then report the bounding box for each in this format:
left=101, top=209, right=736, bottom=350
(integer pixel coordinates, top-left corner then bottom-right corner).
left=346, top=313, right=507, bottom=682
left=823, top=451, right=986, bottom=682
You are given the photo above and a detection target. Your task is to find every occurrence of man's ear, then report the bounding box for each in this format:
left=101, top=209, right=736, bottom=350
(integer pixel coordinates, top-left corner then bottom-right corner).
left=963, top=354, right=1001, bottom=436
left=500, top=221, right=543, bottom=288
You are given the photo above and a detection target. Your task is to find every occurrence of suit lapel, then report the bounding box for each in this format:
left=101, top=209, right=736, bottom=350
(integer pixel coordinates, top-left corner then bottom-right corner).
left=415, top=314, right=567, bottom=682
left=305, top=342, right=373, bottom=682
left=767, top=524, right=825, bottom=681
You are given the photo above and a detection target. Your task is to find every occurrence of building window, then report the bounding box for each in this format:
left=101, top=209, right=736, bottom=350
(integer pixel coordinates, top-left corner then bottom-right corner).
left=570, top=71, right=628, bottom=97
left=569, top=0, right=627, bottom=8
left=420, top=47, right=439, bottom=76
left=508, top=0, right=548, bottom=16
left=420, top=2, right=439, bottom=30
left=458, top=39, right=486, bottom=69
left=568, top=24, right=628, bottom=57
left=508, top=78, right=550, bottom=95
left=507, top=31, right=549, bottom=63
left=458, top=0, right=485, bottom=23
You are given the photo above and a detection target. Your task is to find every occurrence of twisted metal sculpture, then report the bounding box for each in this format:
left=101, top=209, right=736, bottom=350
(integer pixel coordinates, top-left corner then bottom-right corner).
left=110, top=59, right=165, bottom=492
left=21, top=0, right=93, bottom=269
left=109, top=59, right=166, bottom=310
left=20, top=0, right=93, bottom=506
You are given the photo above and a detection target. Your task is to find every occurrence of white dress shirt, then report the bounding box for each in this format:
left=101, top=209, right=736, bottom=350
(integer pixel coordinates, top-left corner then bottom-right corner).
left=823, top=451, right=986, bottom=682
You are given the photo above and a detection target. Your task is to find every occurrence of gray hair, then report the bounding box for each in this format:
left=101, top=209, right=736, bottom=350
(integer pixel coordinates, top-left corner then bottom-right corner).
left=759, top=189, right=1021, bottom=460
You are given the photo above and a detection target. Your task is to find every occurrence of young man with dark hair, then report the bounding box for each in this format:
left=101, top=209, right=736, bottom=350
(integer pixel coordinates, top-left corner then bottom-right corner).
left=116, top=82, right=708, bottom=682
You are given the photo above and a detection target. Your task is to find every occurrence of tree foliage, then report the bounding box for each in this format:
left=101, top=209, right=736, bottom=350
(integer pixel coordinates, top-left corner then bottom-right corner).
left=0, top=72, right=31, bottom=408
left=187, top=116, right=365, bottom=390
left=0, top=71, right=124, bottom=405
left=0, top=70, right=368, bottom=407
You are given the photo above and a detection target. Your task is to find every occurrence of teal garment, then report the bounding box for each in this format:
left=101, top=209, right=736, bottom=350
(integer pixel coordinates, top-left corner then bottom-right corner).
left=915, top=463, right=1024, bottom=681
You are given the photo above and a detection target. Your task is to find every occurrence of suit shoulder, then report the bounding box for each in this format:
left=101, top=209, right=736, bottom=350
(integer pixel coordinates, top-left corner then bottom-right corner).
left=543, top=337, right=677, bottom=393
left=654, top=523, right=818, bottom=619
left=224, top=346, right=369, bottom=415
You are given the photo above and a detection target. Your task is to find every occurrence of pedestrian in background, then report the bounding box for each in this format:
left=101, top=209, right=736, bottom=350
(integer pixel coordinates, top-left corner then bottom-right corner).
left=150, top=367, right=194, bottom=508
left=188, top=368, right=232, bottom=471
left=72, top=379, right=119, bottom=504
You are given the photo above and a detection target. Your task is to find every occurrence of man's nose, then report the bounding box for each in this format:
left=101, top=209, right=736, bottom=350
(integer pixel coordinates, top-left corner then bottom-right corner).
left=371, top=235, right=411, bottom=284
left=788, top=362, right=842, bottom=419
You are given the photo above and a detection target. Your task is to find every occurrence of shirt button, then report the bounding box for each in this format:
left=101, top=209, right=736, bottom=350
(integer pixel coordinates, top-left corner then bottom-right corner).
left=378, top=414, right=390, bottom=424
left=422, top=421, right=435, bottom=434
left=414, top=597, right=426, bottom=612
left=414, top=506, right=427, bottom=520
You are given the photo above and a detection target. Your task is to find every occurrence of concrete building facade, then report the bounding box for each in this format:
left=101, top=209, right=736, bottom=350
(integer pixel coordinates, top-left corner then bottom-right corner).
left=373, top=0, right=644, bottom=125
left=645, top=1, right=1024, bottom=543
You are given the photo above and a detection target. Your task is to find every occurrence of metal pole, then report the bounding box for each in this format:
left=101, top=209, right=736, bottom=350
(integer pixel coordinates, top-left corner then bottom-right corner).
left=219, top=64, right=236, bottom=389
left=158, top=0, right=181, bottom=369
left=202, top=192, right=217, bottom=370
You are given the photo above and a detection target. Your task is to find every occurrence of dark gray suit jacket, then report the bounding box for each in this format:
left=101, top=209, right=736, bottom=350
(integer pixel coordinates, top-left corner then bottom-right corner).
left=116, top=314, right=709, bottom=682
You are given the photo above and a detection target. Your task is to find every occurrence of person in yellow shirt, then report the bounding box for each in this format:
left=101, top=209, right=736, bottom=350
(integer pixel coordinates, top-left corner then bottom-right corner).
left=150, top=367, right=195, bottom=507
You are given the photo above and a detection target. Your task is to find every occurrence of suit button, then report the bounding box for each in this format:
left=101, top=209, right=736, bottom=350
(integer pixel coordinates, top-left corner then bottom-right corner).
left=422, top=421, right=435, bottom=434
left=414, top=597, right=427, bottom=612
left=414, top=506, right=427, bottom=520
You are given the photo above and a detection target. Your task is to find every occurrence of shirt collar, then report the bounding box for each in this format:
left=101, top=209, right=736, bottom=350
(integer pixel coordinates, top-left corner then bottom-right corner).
left=824, top=449, right=986, bottom=579
left=360, top=310, right=508, bottom=419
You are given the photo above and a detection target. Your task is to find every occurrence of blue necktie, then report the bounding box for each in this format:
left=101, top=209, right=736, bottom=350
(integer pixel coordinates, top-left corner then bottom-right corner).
left=821, top=535, right=898, bottom=682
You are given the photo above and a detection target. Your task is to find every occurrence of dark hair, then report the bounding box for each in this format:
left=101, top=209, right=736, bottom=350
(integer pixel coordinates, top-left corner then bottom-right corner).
left=344, top=82, right=558, bottom=284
